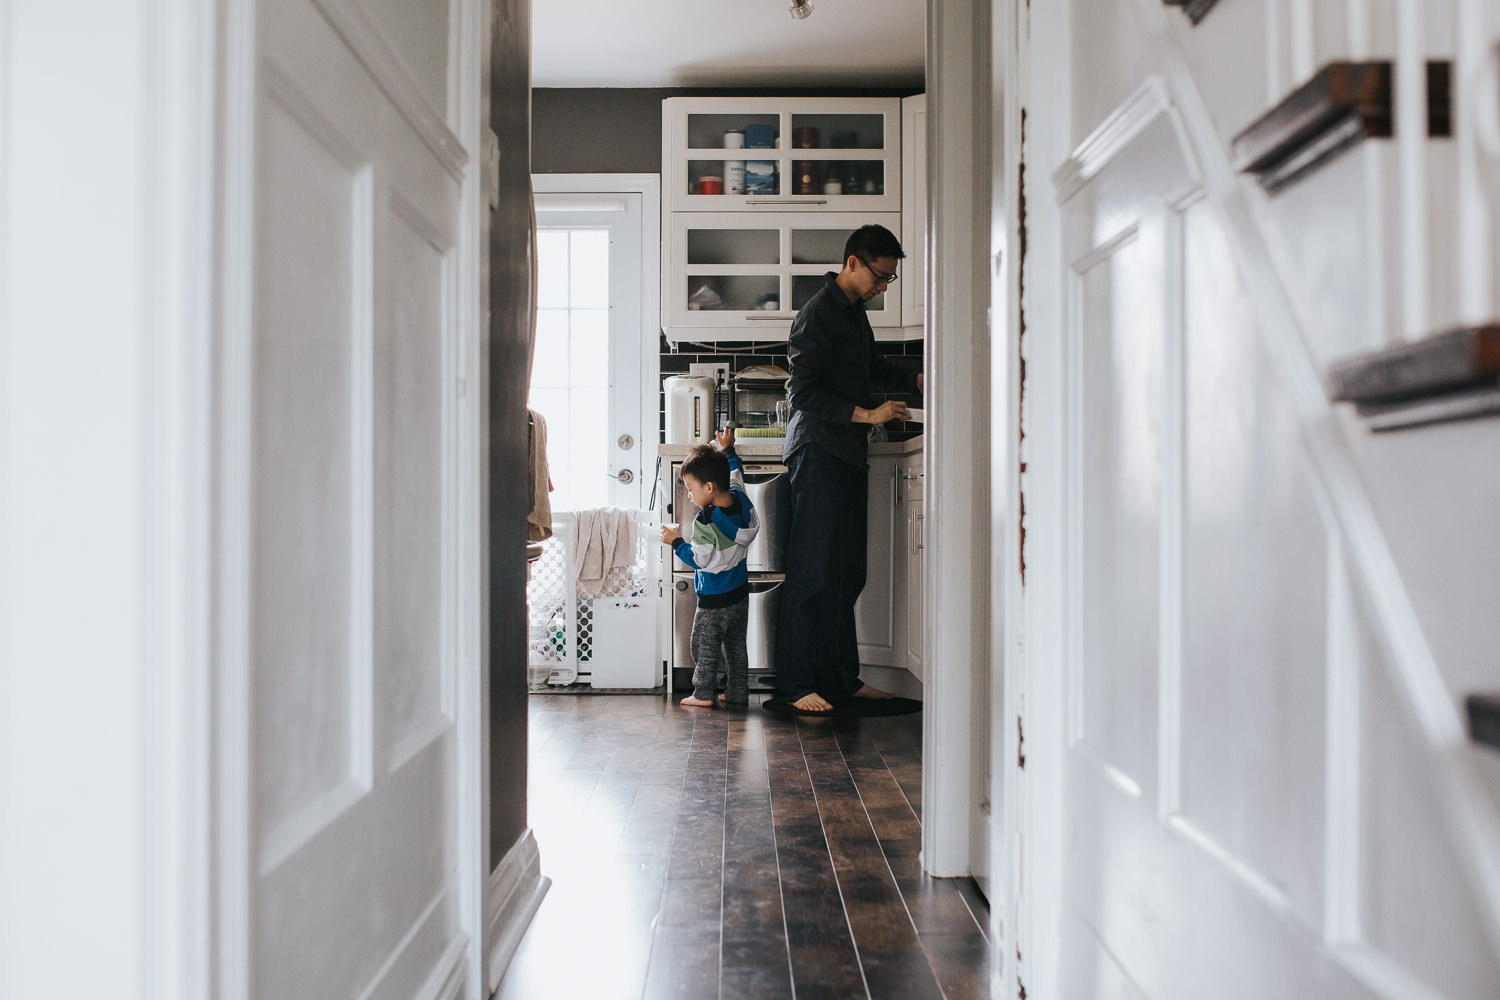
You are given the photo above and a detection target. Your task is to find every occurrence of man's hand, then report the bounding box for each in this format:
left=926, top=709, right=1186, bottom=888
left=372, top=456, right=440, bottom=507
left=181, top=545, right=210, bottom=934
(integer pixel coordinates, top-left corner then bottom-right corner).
left=716, top=426, right=735, bottom=450
left=660, top=524, right=681, bottom=545
left=855, top=400, right=909, bottom=424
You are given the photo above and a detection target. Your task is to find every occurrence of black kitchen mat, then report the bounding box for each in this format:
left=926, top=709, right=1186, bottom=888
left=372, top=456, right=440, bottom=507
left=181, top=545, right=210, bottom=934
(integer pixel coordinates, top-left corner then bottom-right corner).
left=761, top=695, right=922, bottom=717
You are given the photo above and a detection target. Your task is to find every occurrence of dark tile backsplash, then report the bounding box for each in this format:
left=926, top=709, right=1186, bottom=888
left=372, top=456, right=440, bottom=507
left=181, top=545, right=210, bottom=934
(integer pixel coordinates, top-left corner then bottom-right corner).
left=657, top=334, right=924, bottom=443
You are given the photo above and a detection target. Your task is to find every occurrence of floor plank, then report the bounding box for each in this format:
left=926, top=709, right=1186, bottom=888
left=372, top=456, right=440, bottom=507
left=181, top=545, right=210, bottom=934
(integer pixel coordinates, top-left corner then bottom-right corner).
left=497, top=694, right=990, bottom=1000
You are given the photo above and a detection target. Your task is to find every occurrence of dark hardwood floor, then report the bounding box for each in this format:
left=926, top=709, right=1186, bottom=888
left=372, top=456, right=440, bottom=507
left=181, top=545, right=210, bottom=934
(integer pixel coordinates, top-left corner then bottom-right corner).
left=496, top=694, right=991, bottom=1000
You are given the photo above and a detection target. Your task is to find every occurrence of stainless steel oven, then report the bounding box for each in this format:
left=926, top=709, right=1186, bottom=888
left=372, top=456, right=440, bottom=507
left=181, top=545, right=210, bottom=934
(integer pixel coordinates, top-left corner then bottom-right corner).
left=671, top=462, right=789, bottom=573
left=672, top=577, right=781, bottom=690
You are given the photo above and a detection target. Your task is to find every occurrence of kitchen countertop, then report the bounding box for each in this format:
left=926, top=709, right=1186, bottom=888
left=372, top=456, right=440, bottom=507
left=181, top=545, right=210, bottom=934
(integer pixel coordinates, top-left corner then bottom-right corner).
left=657, top=434, right=923, bottom=460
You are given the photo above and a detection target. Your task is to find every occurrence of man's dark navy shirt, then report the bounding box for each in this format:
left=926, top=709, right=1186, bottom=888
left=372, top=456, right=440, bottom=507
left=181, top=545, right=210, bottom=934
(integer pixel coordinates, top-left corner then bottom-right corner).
left=782, top=272, right=921, bottom=468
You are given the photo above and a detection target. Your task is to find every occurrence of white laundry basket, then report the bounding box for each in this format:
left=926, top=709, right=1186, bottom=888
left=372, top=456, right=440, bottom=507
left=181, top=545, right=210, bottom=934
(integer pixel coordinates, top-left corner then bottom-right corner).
left=525, top=510, right=663, bottom=689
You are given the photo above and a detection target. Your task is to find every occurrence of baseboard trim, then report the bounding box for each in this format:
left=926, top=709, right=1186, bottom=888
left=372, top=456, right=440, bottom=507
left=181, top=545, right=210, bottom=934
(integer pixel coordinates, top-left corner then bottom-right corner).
left=862, top=665, right=924, bottom=701
left=486, top=828, right=551, bottom=993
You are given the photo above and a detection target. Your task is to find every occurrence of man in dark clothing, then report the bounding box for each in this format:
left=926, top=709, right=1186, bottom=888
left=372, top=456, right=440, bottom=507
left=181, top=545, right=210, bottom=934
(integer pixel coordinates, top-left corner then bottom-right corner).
left=775, top=224, right=924, bottom=712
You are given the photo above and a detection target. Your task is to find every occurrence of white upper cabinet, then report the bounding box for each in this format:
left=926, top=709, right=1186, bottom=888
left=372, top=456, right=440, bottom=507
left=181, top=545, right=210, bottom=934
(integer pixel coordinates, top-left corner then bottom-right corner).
left=663, top=97, right=903, bottom=214
left=661, top=96, right=921, bottom=343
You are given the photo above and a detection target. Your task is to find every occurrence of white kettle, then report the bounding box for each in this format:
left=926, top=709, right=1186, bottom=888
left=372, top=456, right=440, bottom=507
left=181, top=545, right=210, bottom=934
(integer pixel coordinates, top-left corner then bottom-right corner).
left=664, top=375, right=716, bottom=445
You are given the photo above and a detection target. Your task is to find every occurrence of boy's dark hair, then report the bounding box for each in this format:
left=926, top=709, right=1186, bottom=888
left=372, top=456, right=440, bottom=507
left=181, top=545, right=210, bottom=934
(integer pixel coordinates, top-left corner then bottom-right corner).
left=680, top=443, right=730, bottom=492
left=844, top=224, right=905, bottom=264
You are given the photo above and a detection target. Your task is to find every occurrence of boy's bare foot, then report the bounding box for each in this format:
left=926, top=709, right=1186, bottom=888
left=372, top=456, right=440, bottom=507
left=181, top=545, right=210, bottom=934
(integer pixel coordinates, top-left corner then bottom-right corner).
left=680, top=696, right=715, bottom=708
left=853, top=684, right=894, bottom=699
left=790, top=692, right=834, bottom=712
left=717, top=694, right=748, bottom=707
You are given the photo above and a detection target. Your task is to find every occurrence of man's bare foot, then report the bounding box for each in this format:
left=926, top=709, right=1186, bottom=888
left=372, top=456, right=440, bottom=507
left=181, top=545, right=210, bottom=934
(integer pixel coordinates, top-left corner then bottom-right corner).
left=680, top=696, right=714, bottom=708
left=853, top=683, right=894, bottom=699
left=790, top=692, right=834, bottom=712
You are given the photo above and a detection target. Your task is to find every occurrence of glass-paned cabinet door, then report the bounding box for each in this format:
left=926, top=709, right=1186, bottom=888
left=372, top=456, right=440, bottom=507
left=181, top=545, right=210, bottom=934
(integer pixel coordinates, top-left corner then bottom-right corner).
left=788, top=215, right=901, bottom=328
left=666, top=215, right=788, bottom=332
left=665, top=98, right=902, bottom=213
left=664, top=213, right=902, bottom=336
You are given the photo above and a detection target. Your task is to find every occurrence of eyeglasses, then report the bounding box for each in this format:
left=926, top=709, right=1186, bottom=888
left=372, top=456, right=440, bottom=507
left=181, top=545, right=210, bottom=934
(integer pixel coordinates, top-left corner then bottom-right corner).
left=857, top=257, right=898, bottom=285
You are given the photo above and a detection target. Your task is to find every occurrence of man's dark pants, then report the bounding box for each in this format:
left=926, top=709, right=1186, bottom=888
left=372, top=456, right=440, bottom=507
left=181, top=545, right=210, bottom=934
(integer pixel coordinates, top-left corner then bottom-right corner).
left=774, top=444, right=867, bottom=702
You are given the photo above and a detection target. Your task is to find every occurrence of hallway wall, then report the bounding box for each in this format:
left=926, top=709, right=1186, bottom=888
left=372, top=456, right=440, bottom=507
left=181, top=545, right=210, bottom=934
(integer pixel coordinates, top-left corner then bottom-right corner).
left=531, top=86, right=922, bottom=175
left=487, top=0, right=534, bottom=866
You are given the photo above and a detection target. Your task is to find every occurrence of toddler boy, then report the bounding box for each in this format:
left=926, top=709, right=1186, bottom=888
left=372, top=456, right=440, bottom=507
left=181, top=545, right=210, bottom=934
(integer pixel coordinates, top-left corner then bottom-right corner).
left=660, top=429, right=760, bottom=707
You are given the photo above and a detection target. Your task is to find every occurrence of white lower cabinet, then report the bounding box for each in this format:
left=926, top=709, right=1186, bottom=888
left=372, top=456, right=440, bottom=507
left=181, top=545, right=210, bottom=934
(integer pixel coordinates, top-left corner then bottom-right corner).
left=902, top=455, right=924, bottom=679
left=854, top=449, right=924, bottom=673
left=855, top=456, right=903, bottom=666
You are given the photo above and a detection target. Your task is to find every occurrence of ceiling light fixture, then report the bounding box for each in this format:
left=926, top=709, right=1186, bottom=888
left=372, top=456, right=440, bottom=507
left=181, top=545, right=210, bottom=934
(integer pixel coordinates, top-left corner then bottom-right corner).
left=789, top=0, right=814, bottom=19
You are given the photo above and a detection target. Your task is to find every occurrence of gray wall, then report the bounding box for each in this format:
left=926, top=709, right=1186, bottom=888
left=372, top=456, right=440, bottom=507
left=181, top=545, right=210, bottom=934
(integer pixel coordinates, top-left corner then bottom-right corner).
left=489, top=0, right=532, bottom=869
left=532, top=86, right=922, bottom=174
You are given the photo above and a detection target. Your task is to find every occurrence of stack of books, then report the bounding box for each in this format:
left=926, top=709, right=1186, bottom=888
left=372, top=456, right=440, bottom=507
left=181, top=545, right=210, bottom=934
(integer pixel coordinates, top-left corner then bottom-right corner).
left=1325, top=325, right=1500, bottom=432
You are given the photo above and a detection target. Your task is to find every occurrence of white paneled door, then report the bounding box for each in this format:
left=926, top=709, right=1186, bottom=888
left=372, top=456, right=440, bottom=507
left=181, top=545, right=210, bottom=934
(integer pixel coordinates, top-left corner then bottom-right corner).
left=242, top=0, right=468, bottom=997
left=1017, top=1, right=1500, bottom=995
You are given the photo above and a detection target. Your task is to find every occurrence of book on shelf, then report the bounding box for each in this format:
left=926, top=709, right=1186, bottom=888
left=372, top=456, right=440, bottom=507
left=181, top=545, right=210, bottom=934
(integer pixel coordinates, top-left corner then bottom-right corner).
left=1325, top=324, right=1500, bottom=406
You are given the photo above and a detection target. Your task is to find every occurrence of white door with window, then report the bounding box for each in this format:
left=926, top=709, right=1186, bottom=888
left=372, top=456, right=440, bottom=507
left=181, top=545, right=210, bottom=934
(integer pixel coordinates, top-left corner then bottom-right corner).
left=531, top=180, right=658, bottom=513
left=528, top=178, right=661, bottom=690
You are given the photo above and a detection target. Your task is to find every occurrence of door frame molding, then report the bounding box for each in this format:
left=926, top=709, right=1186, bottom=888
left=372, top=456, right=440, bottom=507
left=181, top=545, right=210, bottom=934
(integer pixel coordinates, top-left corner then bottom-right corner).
left=991, top=0, right=1072, bottom=996
left=451, top=0, right=490, bottom=994
left=923, top=0, right=991, bottom=884
left=532, top=172, right=662, bottom=485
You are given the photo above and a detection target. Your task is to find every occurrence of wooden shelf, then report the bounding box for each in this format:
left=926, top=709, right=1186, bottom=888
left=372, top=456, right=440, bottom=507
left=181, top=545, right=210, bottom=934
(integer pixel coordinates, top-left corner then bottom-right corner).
left=1163, top=0, right=1220, bottom=25
left=1326, top=324, right=1500, bottom=432
left=1232, top=61, right=1451, bottom=194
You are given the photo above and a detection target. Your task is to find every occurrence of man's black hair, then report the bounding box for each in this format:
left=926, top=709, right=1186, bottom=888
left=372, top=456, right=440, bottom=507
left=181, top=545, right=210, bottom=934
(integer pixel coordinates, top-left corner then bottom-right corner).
left=844, top=223, right=905, bottom=264
left=680, top=443, right=730, bottom=492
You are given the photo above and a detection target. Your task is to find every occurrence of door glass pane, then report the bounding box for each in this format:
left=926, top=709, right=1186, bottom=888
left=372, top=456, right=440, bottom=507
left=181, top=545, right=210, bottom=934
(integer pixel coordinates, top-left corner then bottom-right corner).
left=788, top=113, right=885, bottom=149
left=688, top=275, right=779, bottom=313
left=530, top=227, right=613, bottom=512
left=568, top=229, right=610, bottom=309
left=809, top=161, right=885, bottom=197
left=536, top=230, right=570, bottom=308
left=790, top=229, right=849, bottom=265
left=570, top=310, right=608, bottom=388
left=791, top=274, right=883, bottom=311
left=688, top=160, right=778, bottom=197
left=688, top=228, right=779, bottom=265
left=532, top=308, right=570, bottom=381
left=686, top=113, right=778, bottom=149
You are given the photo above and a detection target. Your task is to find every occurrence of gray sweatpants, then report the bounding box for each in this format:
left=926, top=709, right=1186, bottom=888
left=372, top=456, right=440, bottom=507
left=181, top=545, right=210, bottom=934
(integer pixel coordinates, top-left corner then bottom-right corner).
left=689, top=597, right=750, bottom=704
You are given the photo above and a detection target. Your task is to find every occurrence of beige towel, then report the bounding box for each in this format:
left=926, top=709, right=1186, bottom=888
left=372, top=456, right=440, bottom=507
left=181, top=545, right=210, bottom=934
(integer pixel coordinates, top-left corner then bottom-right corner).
left=527, top=408, right=553, bottom=542
left=574, top=508, right=637, bottom=598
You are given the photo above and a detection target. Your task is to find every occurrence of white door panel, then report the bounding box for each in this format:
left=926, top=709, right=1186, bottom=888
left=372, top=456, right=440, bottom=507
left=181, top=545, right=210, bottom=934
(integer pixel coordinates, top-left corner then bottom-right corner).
left=1038, top=14, right=1500, bottom=991
left=249, top=0, right=465, bottom=996
left=1076, top=222, right=1163, bottom=800
left=1179, top=198, right=1330, bottom=930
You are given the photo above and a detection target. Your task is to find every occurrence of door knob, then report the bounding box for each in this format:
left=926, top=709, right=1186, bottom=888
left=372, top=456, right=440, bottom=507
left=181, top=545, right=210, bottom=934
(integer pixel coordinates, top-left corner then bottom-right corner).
left=612, top=469, right=635, bottom=484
